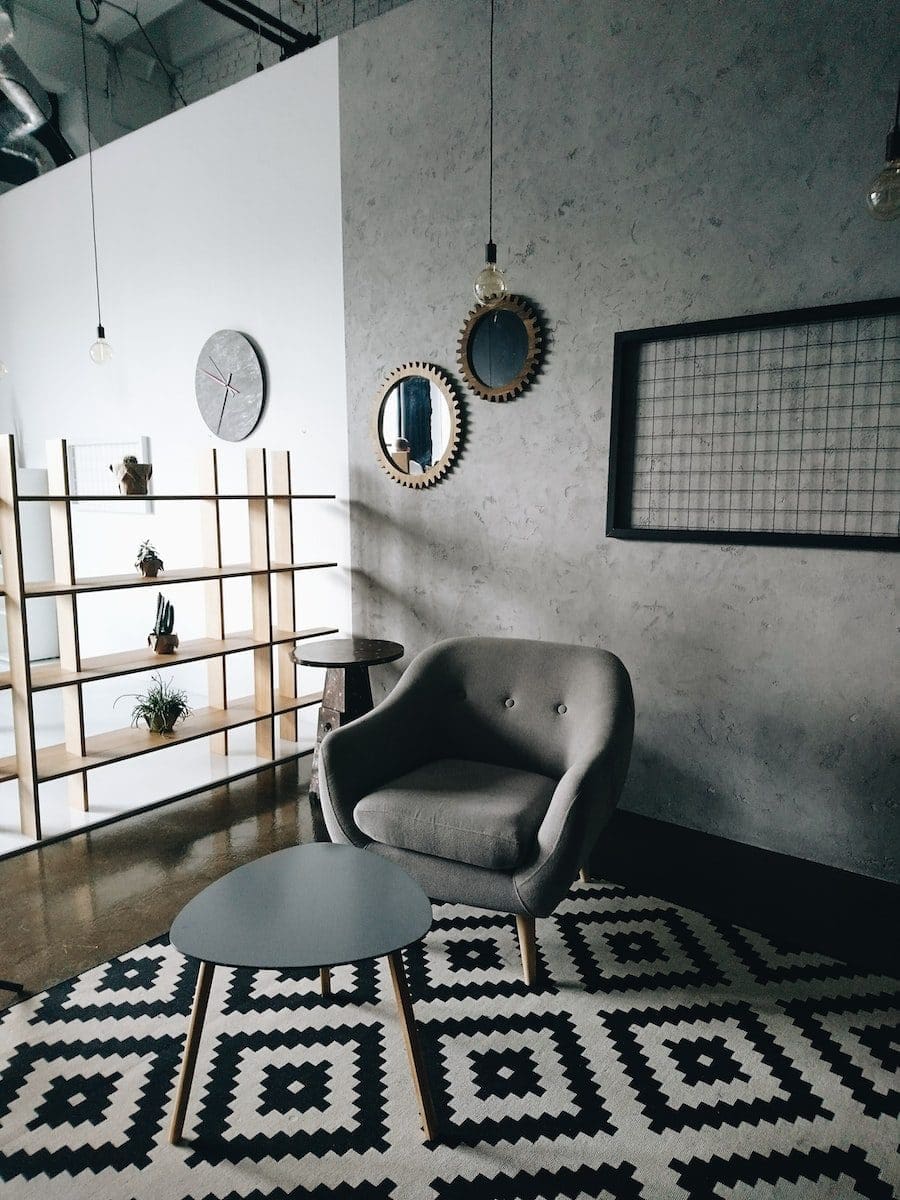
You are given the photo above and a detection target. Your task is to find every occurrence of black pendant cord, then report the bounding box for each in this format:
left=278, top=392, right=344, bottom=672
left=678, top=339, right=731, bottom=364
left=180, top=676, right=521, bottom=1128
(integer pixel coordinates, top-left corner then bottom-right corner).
left=488, top=0, right=494, bottom=245
left=78, top=8, right=103, bottom=334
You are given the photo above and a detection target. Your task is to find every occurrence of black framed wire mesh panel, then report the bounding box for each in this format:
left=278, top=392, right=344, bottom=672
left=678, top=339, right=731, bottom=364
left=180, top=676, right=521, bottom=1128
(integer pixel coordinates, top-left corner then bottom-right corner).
left=607, top=297, right=900, bottom=549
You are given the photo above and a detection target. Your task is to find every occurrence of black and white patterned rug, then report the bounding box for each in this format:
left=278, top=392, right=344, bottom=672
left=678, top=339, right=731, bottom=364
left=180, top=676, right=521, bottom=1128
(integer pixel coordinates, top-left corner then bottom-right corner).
left=1, top=878, right=898, bottom=1198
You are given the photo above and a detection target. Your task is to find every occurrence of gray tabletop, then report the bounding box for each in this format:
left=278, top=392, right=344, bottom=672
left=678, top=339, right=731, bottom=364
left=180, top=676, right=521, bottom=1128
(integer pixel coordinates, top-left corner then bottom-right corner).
left=170, top=843, right=432, bottom=970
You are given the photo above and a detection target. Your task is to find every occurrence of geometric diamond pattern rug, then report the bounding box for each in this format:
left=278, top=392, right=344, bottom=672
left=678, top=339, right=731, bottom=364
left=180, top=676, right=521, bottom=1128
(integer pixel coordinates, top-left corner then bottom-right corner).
left=1, top=879, right=897, bottom=1199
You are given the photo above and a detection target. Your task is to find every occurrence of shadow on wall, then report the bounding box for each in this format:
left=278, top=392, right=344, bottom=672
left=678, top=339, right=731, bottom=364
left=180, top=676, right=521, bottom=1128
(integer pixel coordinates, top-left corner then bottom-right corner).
left=623, top=743, right=723, bottom=827
left=347, top=497, right=617, bottom=645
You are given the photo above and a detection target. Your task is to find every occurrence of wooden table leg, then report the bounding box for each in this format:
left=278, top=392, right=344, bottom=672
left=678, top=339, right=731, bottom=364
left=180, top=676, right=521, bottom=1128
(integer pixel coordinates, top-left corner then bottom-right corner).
left=515, top=914, right=537, bottom=986
left=169, top=960, right=215, bottom=1145
left=319, top=966, right=331, bottom=996
left=386, top=950, right=437, bottom=1142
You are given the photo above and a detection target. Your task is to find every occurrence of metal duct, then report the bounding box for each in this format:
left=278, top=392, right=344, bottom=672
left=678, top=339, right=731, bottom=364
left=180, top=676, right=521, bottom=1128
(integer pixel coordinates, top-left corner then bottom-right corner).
left=0, top=12, right=72, bottom=188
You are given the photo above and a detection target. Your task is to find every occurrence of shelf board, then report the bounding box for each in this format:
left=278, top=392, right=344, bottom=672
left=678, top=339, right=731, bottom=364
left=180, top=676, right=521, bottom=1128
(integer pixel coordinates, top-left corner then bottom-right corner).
left=26, top=625, right=339, bottom=691
left=17, top=493, right=337, bottom=502
left=0, top=690, right=324, bottom=783
left=24, top=561, right=337, bottom=598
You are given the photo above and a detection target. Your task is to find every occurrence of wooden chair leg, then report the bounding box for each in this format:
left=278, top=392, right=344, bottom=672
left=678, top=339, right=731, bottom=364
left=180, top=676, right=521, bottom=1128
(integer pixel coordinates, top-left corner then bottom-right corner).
left=319, top=967, right=331, bottom=996
left=515, top=914, right=537, bottom=985
left=169, top=960, right=215, bottom=1145
left=579, top=867, right=591, bottom=883
left=387, top=950, right=438, bottom=1142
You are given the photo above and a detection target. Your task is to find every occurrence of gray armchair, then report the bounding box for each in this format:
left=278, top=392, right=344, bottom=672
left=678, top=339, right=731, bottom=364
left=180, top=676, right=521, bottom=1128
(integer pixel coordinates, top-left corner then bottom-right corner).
left=318, top=636, right=634, bottom=983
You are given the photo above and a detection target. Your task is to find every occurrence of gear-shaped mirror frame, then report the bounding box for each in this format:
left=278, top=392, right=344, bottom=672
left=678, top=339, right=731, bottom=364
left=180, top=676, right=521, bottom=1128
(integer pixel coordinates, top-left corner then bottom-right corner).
left=372, top=362, right=462, bottom=489
left=457, top=295, right=542, bottom=403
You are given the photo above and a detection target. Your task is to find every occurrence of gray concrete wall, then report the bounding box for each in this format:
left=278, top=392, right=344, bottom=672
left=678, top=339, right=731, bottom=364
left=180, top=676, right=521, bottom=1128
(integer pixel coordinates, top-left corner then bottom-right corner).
left=339, top=0, right=899, bottom=882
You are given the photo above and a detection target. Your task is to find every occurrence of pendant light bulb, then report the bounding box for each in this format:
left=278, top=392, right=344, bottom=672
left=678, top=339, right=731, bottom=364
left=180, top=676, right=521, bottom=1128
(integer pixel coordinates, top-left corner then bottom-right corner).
left=866, top=82, right=900, bottom=221
left=474, top=240, right=508, bottom=303
left=89, top=324, right=113, bottom=365
left=0, top=360, right=8, bottom=378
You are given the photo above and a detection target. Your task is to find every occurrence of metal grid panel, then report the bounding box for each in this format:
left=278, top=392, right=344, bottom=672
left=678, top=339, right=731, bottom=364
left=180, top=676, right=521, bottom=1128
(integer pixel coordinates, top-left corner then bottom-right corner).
left=609, top=303, right=900, bottom=547
left=67, top=437, right=153, bottom=514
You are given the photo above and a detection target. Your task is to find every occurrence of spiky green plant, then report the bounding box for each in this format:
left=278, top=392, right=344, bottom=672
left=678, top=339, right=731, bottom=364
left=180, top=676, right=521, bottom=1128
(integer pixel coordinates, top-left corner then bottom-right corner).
left=120, top=672, right=191, bottom=735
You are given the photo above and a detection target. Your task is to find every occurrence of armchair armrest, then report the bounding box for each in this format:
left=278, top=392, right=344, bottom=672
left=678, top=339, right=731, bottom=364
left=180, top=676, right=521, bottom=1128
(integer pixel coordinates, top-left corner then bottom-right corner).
left=318, top=667, right=442, bottom=845
left=515, top=677, right=634, bottom=915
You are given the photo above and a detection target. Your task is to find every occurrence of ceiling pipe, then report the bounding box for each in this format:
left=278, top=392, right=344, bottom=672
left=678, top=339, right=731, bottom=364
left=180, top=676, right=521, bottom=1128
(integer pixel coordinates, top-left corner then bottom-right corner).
left=0, top=13, right=73, bottom=188
left=198, top=0, right=318, bottom=55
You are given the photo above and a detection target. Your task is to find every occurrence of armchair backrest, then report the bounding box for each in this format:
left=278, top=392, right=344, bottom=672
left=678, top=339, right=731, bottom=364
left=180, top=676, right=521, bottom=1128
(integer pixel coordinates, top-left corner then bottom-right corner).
left=397, top=636, right=634, bottom=780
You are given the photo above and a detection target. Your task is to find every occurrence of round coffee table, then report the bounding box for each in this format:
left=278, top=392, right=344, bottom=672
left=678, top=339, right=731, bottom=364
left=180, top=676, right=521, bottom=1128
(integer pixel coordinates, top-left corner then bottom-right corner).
left=291, top=637, right=404, bottom=827
left=168, top=842, right=435, bottom=1145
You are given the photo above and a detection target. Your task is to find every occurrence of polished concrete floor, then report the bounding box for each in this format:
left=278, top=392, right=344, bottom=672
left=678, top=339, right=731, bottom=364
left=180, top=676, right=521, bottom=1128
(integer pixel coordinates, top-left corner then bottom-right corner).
left=2, top=779, right=896, bottom=1012
left=0, top=763, right=314, bottom=1010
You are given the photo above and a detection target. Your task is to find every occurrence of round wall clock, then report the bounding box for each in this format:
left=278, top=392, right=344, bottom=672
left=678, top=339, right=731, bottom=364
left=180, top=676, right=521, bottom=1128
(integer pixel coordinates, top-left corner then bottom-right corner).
left=195, top=330, right=265, bottom=441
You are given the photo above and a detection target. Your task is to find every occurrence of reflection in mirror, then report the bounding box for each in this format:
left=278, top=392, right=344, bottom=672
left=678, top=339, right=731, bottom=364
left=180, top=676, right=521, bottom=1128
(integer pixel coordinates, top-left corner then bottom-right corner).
left=468, top=308, right=529, bottom=389
left=372, top=363, right=462, bottom=489
left=458, top=295, right=541, bottom=402
left=379, top=377, right=452, bottom=475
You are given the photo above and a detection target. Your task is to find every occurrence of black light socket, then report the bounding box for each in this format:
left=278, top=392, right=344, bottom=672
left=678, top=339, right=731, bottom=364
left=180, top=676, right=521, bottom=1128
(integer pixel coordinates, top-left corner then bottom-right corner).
left=97, top=323, right=105, bottom=339
left=485, top=240, right=498, bottom=264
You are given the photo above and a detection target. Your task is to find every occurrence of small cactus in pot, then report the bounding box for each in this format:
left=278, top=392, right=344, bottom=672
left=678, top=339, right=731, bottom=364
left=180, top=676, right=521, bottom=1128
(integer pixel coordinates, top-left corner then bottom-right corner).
left=148, top=593, right=178, bottom=654
left=135, top=539, right=163, bottom=578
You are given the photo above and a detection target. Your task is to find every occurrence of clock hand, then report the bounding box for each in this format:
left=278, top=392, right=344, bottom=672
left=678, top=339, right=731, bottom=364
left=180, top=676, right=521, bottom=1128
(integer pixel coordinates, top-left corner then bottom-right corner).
left=201, top=366, right=241, bottom=396
left=215, top=374, right=234, bottom=433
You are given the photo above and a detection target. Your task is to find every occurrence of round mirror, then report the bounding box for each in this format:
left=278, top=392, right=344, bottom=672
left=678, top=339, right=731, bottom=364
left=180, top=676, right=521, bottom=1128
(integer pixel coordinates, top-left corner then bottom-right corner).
left=372, top=363, right=462, bottom=488
left=458, top=295, right=542, bottom=402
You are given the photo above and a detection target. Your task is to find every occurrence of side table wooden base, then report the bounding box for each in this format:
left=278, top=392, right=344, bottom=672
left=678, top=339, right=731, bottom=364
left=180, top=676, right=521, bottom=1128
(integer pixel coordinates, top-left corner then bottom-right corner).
left=292, top=638, right=404, bottom=840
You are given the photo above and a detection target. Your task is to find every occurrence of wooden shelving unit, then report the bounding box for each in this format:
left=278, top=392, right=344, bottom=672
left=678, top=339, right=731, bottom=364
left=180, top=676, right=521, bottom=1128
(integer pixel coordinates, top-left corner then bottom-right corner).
left=0, top=436, right=339, bottom=844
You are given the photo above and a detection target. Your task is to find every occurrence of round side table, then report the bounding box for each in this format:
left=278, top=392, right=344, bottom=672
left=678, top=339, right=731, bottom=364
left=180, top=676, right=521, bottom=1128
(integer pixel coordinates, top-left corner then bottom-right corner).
left=292, top=636, right=403, bottom=834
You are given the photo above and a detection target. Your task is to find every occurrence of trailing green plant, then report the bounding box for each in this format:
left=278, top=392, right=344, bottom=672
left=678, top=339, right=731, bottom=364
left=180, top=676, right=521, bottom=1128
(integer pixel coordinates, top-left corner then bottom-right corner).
left=153, top=593, right=175, bottom=636
left=135, top=539, right=163, bottom=570
left=119, top=672, right=191, bottom=735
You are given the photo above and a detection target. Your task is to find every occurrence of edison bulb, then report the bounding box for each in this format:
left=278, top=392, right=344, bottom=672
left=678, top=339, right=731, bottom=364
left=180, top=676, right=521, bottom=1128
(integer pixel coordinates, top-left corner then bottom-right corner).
left=866, top=159, right=900, bottom=221
left=90, top=331, right=113, bottom=365
left=474, top=261, right=508, bottom=303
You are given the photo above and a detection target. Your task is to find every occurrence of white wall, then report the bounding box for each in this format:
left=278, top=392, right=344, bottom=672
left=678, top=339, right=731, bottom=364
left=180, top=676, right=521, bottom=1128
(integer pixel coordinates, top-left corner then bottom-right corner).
left=0, top=37, right=350, bottom=704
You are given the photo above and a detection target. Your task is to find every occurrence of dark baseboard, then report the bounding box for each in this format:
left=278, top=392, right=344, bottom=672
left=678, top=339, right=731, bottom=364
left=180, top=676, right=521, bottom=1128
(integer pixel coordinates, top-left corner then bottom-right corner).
left=589, top=811, right=900, bottom=979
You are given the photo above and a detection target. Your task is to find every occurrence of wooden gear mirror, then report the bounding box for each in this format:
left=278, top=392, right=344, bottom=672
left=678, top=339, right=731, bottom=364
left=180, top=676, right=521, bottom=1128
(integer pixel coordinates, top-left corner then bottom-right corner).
left=457, top=295, right=542, bottom=402
left=372, top=363, right=462, bottom=488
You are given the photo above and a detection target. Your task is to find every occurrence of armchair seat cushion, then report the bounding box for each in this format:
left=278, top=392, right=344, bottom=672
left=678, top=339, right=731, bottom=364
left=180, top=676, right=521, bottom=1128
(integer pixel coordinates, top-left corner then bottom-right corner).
left=353, top=758, right=557, bottom=871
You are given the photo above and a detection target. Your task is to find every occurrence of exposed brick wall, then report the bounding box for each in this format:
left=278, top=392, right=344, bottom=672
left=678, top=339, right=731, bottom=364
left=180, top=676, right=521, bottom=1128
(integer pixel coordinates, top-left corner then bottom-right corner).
left=178, top=0, right=413, bottom=106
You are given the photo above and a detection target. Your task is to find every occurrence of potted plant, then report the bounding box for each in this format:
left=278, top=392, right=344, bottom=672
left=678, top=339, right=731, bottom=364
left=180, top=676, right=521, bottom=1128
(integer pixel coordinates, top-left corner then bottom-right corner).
left=135, top=539, right=163, bottom=578
left=121, top=672, right=191, bottom=735
left=148, top=593, right=178, bottom=654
